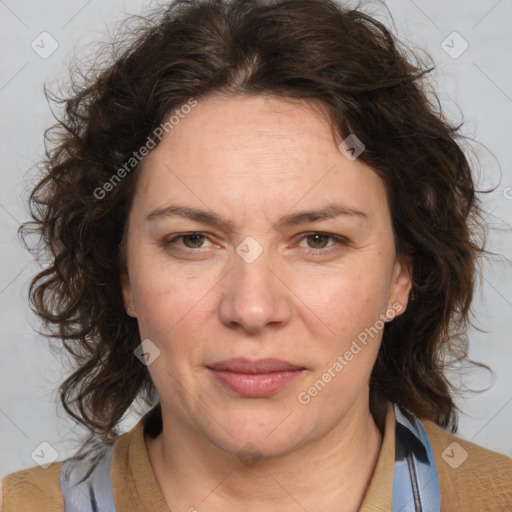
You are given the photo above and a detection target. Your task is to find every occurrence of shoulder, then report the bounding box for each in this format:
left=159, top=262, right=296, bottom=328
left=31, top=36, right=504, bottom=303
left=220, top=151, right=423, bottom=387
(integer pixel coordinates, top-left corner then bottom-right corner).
left=1, top=461, right=64, bottom=512
left=422, top=419, right=512, bottom=510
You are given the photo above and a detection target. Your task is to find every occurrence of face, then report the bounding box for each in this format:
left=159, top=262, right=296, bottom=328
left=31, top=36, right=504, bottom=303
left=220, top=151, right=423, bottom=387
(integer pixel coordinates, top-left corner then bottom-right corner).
left=122, top=93, right=412, bottom=457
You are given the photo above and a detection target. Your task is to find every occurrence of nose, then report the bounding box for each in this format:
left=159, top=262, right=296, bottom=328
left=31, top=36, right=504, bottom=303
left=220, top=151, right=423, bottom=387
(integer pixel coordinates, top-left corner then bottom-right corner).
left=218, top=244, right=292, bottom=334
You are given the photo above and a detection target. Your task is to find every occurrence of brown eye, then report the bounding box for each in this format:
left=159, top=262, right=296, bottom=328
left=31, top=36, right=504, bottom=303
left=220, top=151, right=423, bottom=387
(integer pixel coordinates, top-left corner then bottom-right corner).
left=181, top=233, right=206, bottom=248
left=160, top=232, right=214, bottom=252
left=305, top=234, right=331, bottom=249
left=296, top=232, right=348, bottom=257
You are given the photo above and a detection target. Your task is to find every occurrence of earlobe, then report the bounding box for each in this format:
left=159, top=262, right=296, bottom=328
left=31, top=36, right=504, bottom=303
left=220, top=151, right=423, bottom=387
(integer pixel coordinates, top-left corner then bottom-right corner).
left=390, top=255, right=413, bottom=317
left=120, top=272, right=136, bottom=316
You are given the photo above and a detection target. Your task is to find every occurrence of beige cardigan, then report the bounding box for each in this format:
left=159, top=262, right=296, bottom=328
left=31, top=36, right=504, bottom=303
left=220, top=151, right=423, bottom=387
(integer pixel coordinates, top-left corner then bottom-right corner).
left=2, top=403, right=512, bottom=511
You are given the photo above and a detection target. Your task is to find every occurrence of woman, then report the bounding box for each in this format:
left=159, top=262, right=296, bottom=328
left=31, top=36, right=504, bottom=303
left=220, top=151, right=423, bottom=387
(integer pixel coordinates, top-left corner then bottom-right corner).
left=2, top=0, right=511, bottom=510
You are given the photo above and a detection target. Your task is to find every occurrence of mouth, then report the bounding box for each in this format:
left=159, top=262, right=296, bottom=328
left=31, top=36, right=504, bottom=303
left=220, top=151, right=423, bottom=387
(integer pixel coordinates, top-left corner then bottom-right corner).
left=206, top=358, right=306, bottom=397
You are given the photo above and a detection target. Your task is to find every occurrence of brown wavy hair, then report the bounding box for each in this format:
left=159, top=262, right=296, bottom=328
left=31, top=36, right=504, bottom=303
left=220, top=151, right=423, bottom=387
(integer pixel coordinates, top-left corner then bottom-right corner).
left=20, top=0, right=490, bottom=456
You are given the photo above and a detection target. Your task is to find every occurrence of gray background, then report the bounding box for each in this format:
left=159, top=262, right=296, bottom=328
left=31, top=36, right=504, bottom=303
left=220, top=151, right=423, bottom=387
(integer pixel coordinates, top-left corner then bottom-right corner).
left=1, top=0, right=511, bottom=479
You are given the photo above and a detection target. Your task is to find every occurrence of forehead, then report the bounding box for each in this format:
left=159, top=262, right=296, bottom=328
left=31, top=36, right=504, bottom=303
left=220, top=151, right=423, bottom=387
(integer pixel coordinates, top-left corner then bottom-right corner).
left=155, top=94, right=338, bottom=168
left=134, top=94, right=390, bottom=225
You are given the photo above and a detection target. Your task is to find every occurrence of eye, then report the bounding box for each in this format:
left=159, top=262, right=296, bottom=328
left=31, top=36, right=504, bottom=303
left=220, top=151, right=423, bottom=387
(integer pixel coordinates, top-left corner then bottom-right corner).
left=160, top=231, right=348, bottom=257
left=179, top=233, right=208, bottom=248
left=161, top=232, right=216, bottom=251
left=296, top=232, right=348, bottom=255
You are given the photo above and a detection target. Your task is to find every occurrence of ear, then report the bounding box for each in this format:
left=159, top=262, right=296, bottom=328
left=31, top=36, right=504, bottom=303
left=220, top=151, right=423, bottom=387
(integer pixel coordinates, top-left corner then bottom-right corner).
left=121, top=271, right=137, bottom=317
left=387, top=254, right=413, bottom=320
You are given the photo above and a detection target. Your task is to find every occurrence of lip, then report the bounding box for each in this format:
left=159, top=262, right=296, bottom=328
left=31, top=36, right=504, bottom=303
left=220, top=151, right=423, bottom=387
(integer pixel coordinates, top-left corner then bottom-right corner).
left=207, top=358, right=305, bottom=397
left=207, top=357, right=303, bottom=373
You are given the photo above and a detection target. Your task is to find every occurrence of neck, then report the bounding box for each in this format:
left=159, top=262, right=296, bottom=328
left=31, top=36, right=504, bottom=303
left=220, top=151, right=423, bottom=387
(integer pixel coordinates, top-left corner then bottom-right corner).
left=145, top=397, right=384, bottom=512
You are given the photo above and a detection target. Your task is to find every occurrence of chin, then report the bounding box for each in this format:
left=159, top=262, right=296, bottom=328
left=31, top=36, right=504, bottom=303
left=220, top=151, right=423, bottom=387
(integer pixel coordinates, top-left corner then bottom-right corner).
left=202, top=411, right=309, bottom=460
left=214, top=433, right=301, bottom=462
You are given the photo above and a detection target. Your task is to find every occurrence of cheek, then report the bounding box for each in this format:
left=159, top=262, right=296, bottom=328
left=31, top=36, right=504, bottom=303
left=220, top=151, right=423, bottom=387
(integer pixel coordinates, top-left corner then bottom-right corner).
left=295, top=272, right=386, bottom=401
left=292, top=265, right=389, bottom=337
left=129, top=252, right=220, bottom=355
left=132, top=271, right=211, bottom=403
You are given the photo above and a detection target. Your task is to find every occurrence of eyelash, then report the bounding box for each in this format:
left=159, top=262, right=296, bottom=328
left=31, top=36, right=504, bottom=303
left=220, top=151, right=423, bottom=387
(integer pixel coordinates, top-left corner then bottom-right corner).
left=161, top=232, right=348, bottom=257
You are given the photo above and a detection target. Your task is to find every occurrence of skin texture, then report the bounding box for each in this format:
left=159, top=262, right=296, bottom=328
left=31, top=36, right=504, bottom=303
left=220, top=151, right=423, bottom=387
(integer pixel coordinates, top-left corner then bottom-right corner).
left=121, top=93, right=412, bottom=512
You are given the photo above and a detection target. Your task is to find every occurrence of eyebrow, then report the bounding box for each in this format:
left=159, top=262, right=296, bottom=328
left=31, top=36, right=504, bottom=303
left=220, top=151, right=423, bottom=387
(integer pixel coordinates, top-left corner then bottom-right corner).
left=145, top=202, right=369, bottom=230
